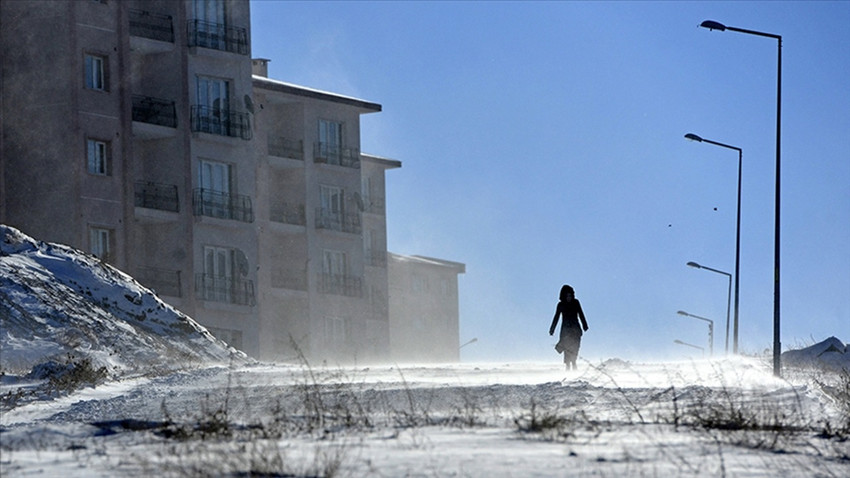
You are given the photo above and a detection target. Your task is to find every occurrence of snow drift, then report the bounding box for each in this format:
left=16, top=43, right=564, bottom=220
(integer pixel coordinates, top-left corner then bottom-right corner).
left=0, top=225, right=243, bottom=378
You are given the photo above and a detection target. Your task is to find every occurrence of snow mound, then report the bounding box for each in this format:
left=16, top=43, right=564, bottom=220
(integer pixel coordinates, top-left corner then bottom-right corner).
left=781, top=336, right=850, bottom=373
left=0, top=225, right=244, bottom=378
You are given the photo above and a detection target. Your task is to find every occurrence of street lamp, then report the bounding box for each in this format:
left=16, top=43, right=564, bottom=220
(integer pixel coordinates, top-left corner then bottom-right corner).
left=677, top=310, right=714, bottom=356
left=674, top=339, right=705, bottom=357
left=686, top=261, right=730, bottom=353
left=699, top=19, right=782, bottom=377
left=685, top=135, right=741, bottom=348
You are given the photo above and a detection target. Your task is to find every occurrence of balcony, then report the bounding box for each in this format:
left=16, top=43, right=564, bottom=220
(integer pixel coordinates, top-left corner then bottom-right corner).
left=191, top=105, right=251, bottom=140
left=137, top=267, right=181, bottom=297
left=129, top=9, right=174, bottom=43
left=268, top=137, right=303, bottom=160
left=314, top=142, right=360, bottom=169
left=318, top=273, right=362, bottom=298
left=133, top=95, right=177, bottom=128
left=270, top=202, right=305, bottom=226
left=315, top=208, right=360, bottom=234
left=187, top=19, right=248, bottom=55
left=193, top=188, right=254, bottom=223
left=195, top=273, right=255, bottom=306
left=135, top=181, right=179, bottom=212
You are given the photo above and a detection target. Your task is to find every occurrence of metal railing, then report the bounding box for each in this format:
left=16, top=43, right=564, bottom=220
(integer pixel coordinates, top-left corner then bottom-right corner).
left=318, top=273, right=362, bottom=298
left=187, top=19, right=248, bottom=55
left=132, top=95, right=177, bottom=128
left=268, top=137, right=303, bottom=160
left=190, top=105, right=251, bottom=140
left=193, top=188, right=254, bottom=223
left=315, top=208, right=361, bottom=234
left=129, top=9, right=174, bottom=43
left=313, top=142, right=360, bottom=169
left=270, top=202, right=305, bottom=226
left=137, top=267, right=181, bottom=297
left=195, top=273, right=255, bottom=306
left=134, top=181, right=179, bottom=212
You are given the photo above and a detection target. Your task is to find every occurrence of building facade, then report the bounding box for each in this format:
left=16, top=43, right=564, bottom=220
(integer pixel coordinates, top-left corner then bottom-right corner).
left=388, top=254, right=466, bottom=363
left=1, top=0, right=462, bottom=364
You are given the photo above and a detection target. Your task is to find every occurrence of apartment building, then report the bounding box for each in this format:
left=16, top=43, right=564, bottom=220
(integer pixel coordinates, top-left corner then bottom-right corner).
left=388, top=253, right=466, bottom=363
left=0, top=0, right=397, bottom=363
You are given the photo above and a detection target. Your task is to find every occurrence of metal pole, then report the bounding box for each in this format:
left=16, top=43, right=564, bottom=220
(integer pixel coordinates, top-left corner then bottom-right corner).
left=733, top=149, right=742, bottom=354
left=773, top=37, right=782, bottom=377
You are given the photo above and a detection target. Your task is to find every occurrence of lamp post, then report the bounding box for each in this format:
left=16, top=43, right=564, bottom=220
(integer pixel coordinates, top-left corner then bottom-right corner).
left=684, top=129, right=741, bottom=346
left=698, top=19, right=782, bottom=376
left=677, top=310, right=714, bottom=356
left=686, top=261, right=730, bottom=353
left=674, top=339, right=705, bottom=357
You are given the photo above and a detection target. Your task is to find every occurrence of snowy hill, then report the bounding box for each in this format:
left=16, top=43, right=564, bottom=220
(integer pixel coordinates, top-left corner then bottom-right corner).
left=0, top=225, right=244, bottom=380
left=781, top=336, right=850, bottom=373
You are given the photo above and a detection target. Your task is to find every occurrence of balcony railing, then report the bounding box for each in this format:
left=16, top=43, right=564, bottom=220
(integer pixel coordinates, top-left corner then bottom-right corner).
left=132, top=95, right=177, bottom=128
left=195, top=273, right=255, bottom=306
left=137, top=267, right=181, bottom=297
left=268, top=137, right=303, bottom=160
left=187, top=19, right=248, bottom=55
left=129, top=9, right=174, bottom=43
left=191, top=105, right=251, bottom=140
left=270, top=202, right=305, bottom=226
left=135, top=181, right=179, bottom=212
left=318, top=273, right=362, bottom=298
left=315, top=208, right=360, bottom=234
left=314, top=142, right=360, bottom=169
left=193, top=188, right=254, bottom=223
left=271, top=270, right=307, bottom=291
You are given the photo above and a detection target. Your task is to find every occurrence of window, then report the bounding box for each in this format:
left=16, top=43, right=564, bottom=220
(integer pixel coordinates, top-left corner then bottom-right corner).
left=199, top=159, right=231, bottom=193
left=89, top=227, right=112, bottom=262
left=204, top=245, right=233, bottom=302
left=320, top=185, right=343, bottom=217
left=198, top=159, right=231, bottom=218
left=86, top=139, right=109, bottom=175
left=194, top=0, right=226, bottom=25
left=318, top=119, right=343, bottom=148
left=196, top=76, right=230, bottom=134
left=84, top=54, right=107, bottom=91
left=323, top=249, right=346, bottom=279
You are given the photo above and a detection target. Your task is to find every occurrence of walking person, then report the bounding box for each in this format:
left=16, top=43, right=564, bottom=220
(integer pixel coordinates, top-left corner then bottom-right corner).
left=549, top=285, right=589, bottom=371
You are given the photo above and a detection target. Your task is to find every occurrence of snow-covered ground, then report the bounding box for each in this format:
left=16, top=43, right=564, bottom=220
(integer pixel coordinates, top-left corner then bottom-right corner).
left=2, top=225, right=849, bottom=476
left=2, top=358, right=849, bottom=476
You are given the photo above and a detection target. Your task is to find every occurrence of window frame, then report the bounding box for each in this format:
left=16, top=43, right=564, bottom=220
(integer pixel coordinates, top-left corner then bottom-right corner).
left=84, top=53, right=108, bottom=91
left=86, top=138, right=110, bottom=176
left=89, top=227, right=112, bottom=262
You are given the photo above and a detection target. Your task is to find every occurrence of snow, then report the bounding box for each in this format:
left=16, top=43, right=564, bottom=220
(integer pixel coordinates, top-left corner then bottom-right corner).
left=1, top=224, right=849, bottom=476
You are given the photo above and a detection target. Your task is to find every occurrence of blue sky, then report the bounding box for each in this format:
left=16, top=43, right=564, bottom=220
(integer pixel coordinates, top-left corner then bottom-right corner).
left=251, top=1, right=850, bottom=362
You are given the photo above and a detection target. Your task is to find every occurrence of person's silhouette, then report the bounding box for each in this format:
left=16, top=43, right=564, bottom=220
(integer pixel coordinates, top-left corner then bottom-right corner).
left=549, top=285, right=589, bottom=370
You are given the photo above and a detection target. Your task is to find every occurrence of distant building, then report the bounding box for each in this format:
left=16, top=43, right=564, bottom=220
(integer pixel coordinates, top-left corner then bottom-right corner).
left=0, top=0, right=462, bottom=364
left=388, top=253, right=466, bottom=363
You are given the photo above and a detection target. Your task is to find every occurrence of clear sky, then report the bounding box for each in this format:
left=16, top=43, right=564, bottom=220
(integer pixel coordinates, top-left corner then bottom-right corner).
left=250, top=1, right=850, bottom=362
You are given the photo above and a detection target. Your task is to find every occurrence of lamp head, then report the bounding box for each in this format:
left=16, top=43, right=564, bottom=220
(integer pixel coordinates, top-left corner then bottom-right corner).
left=687, top=261, right=702, bottom=269
left=700, top=20, right=727, bottom=31
left=684, top=133, right=704, bottom=142
left=677, top=310, right=689, bottom=317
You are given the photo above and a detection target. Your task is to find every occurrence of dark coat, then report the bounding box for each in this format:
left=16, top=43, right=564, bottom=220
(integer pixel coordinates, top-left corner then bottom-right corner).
left=549, top=299, right=588, bottom=339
